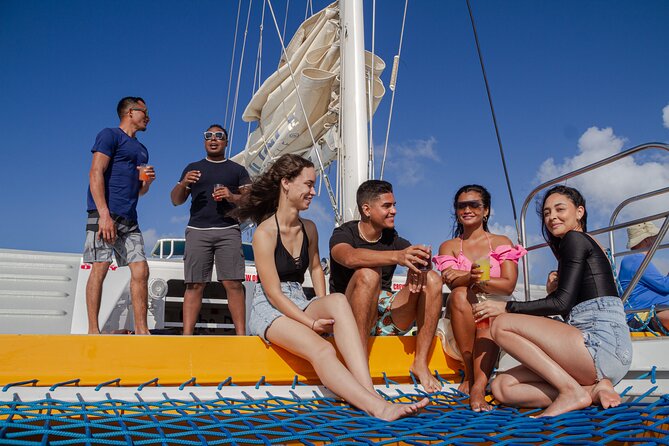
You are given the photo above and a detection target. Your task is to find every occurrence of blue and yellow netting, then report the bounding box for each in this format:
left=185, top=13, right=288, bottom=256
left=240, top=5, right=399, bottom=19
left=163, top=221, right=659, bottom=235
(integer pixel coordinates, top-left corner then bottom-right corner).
left=1, top=381, right=668, bottom=445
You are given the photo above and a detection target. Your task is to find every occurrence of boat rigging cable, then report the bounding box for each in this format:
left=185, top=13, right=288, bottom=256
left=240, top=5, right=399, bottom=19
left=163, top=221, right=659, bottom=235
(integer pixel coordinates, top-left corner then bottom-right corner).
left=224, top=0, right=244, bottom=132
left=228, top=0, right=255, bottom=156
left=465, top=0, right=520, bottom=241
left=304, top=0, right=313, bottom=20
left=247, top=0, right=267, bottom=143
left=379, top=0, right=409, bottom=180
left=266, top=0, right=342, bottom=223
left=281, top=0, right=290, bottom=40
left=367, top=0, right=376, bottom=179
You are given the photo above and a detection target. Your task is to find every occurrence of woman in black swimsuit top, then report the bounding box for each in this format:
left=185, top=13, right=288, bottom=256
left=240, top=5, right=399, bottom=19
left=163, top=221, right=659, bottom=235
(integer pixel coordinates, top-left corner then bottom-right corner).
left=236, top=154, right=427, bottom=421
left=474, top=185, right=632, bottom=417
left=256, top=214, right=310, bottom=284
left=272, top=213, right=310, bottom=283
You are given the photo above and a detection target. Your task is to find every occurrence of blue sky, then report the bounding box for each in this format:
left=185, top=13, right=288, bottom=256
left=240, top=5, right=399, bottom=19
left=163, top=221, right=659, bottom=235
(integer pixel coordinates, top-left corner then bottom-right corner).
left=1, top=0, right=668, bottom=283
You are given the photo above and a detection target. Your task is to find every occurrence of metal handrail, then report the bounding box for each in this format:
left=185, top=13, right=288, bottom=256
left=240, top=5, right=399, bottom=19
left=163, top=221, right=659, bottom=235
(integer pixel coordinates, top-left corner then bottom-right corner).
left=614, top=243, right=669, bottom=259
left=519, top=142, right=669, bottom=300
left=608, top=186, right=669, bottom=257
left=522, top=211, right=669, bottom=253
left=618, top=216, right=669, bottom=303
left=154, top=239, right=182, bottom=260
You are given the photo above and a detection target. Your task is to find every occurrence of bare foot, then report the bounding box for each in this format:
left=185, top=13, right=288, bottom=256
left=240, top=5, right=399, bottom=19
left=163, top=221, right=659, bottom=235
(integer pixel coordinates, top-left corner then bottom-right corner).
left=590, top=379, right=621, bottom=409
left=458, top=373, right=473, bottom=394
left=410, top=364, right=443, bottom=393
left=469, top=383, right=492, bottom=412
left=134, top=330, right=151, bottom=335
left=539, top=387, right=592, bottom=417
left=372, top=398, right=430, bottom=421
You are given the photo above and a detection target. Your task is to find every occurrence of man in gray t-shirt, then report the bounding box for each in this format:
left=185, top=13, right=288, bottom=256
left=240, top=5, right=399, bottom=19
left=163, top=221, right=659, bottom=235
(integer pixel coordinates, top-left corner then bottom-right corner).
left=170, top=124, right=251, bottom=335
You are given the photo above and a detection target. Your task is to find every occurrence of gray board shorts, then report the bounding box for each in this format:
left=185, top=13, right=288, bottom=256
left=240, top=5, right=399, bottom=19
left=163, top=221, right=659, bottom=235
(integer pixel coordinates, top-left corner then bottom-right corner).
left=566, top=295, right=633, bottom=385
left=83, top=213, right=145, bottom=266
left=248, top=281, right=317, bottom=343
left=184, top=227, right=245, bottom=283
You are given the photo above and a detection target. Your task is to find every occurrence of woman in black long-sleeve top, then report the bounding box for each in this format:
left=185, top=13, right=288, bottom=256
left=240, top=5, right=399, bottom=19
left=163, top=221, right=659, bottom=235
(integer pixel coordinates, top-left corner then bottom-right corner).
left=473, top=186, right=632, bottom=417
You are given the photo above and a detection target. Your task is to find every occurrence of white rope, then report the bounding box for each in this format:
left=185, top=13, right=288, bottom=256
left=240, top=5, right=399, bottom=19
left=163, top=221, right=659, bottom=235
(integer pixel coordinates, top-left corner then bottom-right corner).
left=304, top=0, right=313, bottom=20
left=367, top=72, right=375, bottom=180
left=266, top=0, right=341, bottom=223
left=247, top=0, right=267, bottom=144
left=335, top=25, right=344, bottom=223
left=228, top=0, right=255, bottom=157
left=224, top=0, right=244, bottom=130
left=379, top=0, right=408, bottom=180
left=281, top=0, right=290, bottom=41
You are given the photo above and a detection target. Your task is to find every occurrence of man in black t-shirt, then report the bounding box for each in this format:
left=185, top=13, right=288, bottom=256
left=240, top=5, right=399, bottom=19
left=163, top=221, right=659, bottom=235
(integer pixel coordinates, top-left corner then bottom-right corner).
left=329, top=180, right=443, bottom=392
left=171, top=124, right=251, bottom=335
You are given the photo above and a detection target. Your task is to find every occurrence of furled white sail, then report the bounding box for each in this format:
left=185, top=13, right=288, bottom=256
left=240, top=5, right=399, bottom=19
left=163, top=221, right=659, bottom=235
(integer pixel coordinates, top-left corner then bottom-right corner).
left=234, top=1, right=385, bottom=177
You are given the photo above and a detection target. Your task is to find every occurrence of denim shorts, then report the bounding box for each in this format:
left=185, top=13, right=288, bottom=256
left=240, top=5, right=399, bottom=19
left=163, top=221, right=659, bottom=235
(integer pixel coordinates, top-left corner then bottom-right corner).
left=566, top=296, right=632, bottom=385
left=248, top=282, right=316, bottom=343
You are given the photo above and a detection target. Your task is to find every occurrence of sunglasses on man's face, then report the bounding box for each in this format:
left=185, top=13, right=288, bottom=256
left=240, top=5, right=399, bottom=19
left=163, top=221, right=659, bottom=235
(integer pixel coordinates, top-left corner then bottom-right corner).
left=204, top=131, right=227, bottom=141
left=456, top=200, right=484, bottom=210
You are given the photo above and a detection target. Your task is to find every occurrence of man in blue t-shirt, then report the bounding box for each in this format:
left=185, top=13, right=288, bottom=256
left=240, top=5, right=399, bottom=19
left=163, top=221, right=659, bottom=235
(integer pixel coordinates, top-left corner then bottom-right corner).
left=83, top=96, right=155, bottom=335
left=171, top=124, right=251, bottom=335
left=620, top=221, right=669, bottom=330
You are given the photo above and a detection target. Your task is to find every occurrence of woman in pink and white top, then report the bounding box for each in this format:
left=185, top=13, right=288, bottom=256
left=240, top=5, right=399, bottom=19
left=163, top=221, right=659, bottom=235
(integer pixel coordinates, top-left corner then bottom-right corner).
left=433, top=184, right=526, bottom=411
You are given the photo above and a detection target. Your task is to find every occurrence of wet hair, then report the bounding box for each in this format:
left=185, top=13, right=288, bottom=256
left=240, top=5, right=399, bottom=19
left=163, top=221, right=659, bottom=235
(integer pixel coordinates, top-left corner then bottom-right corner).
left=235, top=154, right=314, bottom=225
left=116, top=97, right=145, bottom=118
left=207, top=124, right=228, bottom=139
left=452, top=184, right=491, bottom=238
left=356, top=180, right=393, bottom=215
left=538, top=185, right=588, bottom=258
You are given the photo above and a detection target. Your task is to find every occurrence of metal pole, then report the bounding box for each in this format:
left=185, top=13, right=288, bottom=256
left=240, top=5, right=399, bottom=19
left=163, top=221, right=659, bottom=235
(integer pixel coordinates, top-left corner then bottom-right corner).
left=340, top=0, right=369, bottom=223
left=607, top=186, right=669, bottom=258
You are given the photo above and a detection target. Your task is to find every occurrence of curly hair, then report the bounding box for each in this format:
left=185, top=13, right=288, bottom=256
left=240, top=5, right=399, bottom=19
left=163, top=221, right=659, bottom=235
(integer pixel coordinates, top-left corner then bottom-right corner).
left=235, top=154, right=314, bottom=225
left=452, top=184, right=491, bottom=238
left=537, top=185, right=588, bottom=258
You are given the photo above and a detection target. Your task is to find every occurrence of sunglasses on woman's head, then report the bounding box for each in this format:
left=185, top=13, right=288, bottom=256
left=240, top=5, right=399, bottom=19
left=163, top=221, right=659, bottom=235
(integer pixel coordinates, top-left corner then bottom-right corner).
left=456, top=200, right=484, bottom=210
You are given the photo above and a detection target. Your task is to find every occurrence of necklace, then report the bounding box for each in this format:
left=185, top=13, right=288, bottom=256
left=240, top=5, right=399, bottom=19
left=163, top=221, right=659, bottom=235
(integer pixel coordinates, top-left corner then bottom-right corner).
left=358, top=222, right=382, bottom=244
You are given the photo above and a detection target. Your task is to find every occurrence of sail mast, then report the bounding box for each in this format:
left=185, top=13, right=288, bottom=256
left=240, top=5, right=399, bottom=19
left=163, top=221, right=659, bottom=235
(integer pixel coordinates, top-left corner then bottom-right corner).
left=340, top=0, right=369, bottom=222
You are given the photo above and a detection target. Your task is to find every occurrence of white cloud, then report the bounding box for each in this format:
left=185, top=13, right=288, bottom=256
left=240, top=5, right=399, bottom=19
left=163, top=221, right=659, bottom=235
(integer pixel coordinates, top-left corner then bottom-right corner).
left=663, top=103, right=669, bottom=129
left=170, top=215, right=189, bottom=225
left=381, top=137, right=440, bottom=186
left=142, top=228, right=159, bottom=252
left=142, top=229, right=183, bottom=255
left=303, top=200, right=332, bottom=225
left=536, top=126, right=669, bottom=226
left=487, top=222, right=519, bottom=242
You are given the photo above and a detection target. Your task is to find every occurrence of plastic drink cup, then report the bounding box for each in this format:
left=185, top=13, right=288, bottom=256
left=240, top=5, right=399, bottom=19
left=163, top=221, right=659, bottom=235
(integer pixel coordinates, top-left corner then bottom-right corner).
left=475, top=293, right=490, bottom=329
left=138, top=164, right=150, bottom=181
left=416, top=245, right=432, bottom=272
left=477, top=256, right=491, bottom=282
left=213, top=184, right=225, bottom=201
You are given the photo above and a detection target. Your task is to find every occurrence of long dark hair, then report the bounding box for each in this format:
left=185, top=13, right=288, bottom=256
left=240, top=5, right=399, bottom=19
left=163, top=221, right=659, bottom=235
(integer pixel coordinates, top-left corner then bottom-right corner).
left=236, top=154, right=314, bottom=225
left=452, top=184, right=491, bottom=238
left=538, top=185, right=588, bottom=258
